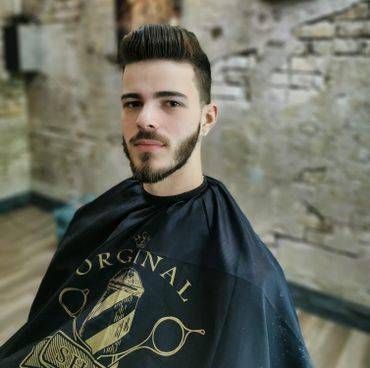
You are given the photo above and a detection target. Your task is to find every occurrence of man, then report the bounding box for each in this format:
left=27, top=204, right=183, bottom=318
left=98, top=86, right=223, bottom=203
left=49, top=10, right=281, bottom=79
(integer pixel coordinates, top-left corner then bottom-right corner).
left=0, top=24, right=313, bottom=367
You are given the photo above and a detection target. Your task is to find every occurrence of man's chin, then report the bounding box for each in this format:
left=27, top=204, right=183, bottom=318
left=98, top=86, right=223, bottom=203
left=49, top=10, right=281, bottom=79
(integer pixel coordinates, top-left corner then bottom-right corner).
left=133, top=173, right=167, bottom=184
left=131, top=164, right=176, bottom=184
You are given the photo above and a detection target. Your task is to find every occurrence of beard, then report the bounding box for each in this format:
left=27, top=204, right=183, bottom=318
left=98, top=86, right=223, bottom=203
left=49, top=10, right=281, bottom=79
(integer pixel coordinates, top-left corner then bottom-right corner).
left=121, top=121, right=201, bottom=184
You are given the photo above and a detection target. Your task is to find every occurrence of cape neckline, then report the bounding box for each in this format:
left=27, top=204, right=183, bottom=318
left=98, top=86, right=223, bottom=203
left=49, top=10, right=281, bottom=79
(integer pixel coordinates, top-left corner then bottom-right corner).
left=140, top=175, right=208, bottom=204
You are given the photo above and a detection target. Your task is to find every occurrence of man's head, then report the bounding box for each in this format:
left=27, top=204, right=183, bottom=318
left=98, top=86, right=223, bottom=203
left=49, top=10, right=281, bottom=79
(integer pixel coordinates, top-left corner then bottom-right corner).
left=119, top=24, right=217, bottom=184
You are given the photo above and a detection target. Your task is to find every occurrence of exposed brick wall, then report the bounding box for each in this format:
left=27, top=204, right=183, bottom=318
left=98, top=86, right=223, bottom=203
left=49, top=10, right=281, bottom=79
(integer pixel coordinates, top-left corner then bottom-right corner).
left=186, top=0, right=370, bottom=306
left=0, top=4, right=30, bottom=200
left=269, top=1, right=370, bottom=105
left=0, top=0, right=369, bottom=307
left=19, top=0, right=126, bottom=199
left=22, top=0, right=85, bottom=23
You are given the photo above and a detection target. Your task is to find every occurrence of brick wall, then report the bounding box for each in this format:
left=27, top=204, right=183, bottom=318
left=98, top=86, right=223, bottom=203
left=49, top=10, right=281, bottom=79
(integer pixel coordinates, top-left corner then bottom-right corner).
left=0, top=2, right=30, bottom=201
left=0, top=0, right=369, bottom=307
left=184, top=0, right=370, bottom=306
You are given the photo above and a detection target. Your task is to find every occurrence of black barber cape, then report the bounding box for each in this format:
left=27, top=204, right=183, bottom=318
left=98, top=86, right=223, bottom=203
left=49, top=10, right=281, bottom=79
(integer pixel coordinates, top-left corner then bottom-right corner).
left=0, top=175, right=313, bottom=367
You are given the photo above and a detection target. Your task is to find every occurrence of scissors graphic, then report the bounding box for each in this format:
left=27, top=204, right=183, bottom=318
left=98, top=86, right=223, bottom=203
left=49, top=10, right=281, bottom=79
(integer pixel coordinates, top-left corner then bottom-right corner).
left=99, top=315, right=205, bottom=367
left=59, top=287, right=205, bottom=367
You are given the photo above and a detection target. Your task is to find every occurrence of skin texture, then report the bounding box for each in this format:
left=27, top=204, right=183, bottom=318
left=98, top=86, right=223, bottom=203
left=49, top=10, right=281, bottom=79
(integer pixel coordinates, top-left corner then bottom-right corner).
left=120, top=59, right=218, bottom=196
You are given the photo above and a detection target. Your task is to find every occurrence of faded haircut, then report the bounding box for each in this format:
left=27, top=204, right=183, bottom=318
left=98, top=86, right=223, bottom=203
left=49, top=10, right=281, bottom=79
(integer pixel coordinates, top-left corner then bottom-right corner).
left=118, top=23, right=212, bottom=106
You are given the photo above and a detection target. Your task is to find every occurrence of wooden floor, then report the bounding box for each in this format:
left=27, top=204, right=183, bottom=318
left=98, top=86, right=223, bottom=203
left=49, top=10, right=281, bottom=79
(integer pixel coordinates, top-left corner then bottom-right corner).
left=0, top=205, right=369, bottom=367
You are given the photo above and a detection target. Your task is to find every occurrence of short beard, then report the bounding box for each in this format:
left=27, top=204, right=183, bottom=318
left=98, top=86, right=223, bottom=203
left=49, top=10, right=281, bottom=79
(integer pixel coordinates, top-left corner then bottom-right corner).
left=121, top=121, right=201, bottom=184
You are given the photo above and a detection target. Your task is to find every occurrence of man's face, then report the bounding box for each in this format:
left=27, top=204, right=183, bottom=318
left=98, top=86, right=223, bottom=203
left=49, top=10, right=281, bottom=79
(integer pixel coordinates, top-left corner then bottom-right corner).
left=120, top=59, right=204, bottom=184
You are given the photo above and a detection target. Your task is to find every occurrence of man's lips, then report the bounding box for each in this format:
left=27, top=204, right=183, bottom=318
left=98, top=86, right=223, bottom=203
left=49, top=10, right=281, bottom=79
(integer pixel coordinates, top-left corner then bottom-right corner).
left=134, top=139, right=165, bottom=146
left=133, top=139, right=166, bottom=151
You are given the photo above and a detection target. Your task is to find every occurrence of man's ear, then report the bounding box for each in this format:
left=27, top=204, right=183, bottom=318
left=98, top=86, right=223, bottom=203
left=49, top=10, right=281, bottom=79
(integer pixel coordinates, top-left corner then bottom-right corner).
left=201, top=102, right=218, bottom=136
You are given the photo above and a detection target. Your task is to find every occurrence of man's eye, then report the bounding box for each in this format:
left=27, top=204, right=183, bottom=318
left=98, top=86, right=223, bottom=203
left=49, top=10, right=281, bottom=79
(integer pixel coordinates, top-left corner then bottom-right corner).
left=123, top=101, right=140, bottom=109
left=122, top=100, right=182, bottom=109
left=166, top=100, right=182, bottom=108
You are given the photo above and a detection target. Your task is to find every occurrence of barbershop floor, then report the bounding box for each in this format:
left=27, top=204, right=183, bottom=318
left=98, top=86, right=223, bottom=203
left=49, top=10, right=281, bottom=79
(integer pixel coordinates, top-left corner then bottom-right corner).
left=0, top=206, right=369, bottom=367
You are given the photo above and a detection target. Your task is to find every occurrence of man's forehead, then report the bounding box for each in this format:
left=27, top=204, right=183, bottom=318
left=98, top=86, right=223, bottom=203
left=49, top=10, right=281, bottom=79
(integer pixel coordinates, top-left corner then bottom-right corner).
left=121, top=60, right=198, bottom=100
left=123, top=58, right=193, bottom=72
left=121, top=60, right=196, bottom=84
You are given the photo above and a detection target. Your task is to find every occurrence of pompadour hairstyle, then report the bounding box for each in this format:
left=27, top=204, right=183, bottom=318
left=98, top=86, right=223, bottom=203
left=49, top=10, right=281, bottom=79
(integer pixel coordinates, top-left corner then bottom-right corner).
left=118, top=23, right=211, bottom=106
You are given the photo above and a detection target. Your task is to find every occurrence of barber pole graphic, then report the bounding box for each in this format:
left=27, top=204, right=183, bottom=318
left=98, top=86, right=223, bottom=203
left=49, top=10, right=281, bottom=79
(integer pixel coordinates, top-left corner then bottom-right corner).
left=79, top=268, right=144, bottom=356
left=20, top=264, right=206, bottom=368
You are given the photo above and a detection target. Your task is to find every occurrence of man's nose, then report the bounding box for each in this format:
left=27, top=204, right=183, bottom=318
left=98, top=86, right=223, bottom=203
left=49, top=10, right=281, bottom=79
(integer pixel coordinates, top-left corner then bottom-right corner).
left=136, top=104, right=159, bottom=131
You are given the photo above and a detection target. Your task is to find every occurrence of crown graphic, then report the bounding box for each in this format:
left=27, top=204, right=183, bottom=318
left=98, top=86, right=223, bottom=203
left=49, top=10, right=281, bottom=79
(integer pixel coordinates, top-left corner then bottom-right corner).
left=133, top=231, right=151, bottom=248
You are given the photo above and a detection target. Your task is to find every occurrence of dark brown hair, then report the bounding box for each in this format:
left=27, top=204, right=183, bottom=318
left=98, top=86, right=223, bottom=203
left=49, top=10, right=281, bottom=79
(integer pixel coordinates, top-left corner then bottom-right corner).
left=118, top=23, right=211, bottom=106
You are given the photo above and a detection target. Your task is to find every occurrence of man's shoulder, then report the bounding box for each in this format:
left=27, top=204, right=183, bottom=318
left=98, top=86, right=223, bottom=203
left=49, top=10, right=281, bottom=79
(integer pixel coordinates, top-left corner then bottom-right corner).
left=75, top=176, right=138, bottom=216
left=202, top=176, right=286, bottom=289
left=240, top=226, right=289, bottom=291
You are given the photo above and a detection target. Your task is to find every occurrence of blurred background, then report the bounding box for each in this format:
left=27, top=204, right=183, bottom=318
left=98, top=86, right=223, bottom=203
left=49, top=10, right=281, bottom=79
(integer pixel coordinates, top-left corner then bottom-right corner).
left=0, top=0, right=369, bottom=366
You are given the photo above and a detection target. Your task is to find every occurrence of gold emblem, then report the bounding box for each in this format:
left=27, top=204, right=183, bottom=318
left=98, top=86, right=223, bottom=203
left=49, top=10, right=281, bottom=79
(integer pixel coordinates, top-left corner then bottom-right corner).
left=79, top=268, right=144, bottom=356
left=20, top=266, right=205, bottom=368
left=133, top=231, right=151, bottom=248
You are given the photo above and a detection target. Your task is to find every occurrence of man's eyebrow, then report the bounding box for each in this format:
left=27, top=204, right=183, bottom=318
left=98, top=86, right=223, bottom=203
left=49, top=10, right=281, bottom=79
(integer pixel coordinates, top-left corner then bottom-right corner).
left=120, top=91, right=188, bottom=101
